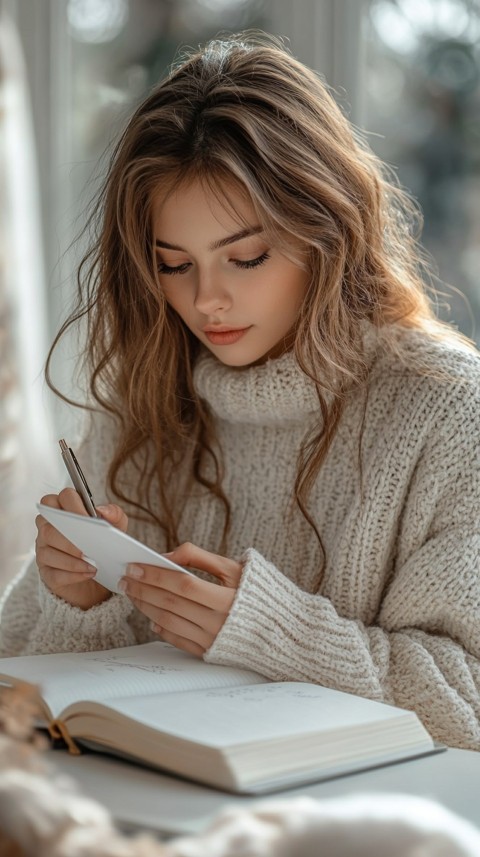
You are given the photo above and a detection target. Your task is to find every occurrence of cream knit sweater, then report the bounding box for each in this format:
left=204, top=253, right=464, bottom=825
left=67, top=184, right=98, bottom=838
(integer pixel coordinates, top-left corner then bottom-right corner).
left=1, top=326, right=479, bottom=749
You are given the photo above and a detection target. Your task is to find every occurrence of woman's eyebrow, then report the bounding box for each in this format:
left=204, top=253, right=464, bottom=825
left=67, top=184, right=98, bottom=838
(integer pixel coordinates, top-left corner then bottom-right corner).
left=155, top=225, right=264, bottom=253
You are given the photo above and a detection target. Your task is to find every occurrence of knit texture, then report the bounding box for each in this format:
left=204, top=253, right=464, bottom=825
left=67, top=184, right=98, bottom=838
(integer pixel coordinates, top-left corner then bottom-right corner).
left=1, top=325, right=479, bottom=749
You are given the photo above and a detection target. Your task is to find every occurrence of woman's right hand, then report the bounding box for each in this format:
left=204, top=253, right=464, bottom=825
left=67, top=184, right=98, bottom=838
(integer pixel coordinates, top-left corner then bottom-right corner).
left=35, top=488, right=129, bottom=610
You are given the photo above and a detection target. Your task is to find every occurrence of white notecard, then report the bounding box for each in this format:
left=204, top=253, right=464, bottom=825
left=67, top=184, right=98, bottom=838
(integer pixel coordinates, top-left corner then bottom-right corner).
left=36, top=504, right=192, bottom=592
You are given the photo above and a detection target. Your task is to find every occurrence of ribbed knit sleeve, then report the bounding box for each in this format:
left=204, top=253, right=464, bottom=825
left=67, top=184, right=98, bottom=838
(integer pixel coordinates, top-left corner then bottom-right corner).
left=205, top=380, right=480, bottom=750
left=0, top=409, right=148, bottom=657
left=0, top=552, right=140, bottom=656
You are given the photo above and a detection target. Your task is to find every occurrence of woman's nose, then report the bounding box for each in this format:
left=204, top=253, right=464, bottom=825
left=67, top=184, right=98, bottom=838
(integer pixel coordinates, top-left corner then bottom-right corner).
left=194, top=274, right=232, bottom=315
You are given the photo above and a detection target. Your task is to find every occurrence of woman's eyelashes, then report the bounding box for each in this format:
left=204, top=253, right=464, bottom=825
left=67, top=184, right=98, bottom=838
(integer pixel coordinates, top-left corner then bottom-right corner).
left=157, top=261, right=190, bottom=276
left=235, top=251, right=270, bottom=269
left=157, top=251, right=270, bottom=276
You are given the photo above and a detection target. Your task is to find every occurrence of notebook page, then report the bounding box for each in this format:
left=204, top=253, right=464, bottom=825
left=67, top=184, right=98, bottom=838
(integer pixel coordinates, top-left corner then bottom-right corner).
left=0, top=642, right=267, bottom=717
left=97, top=682, right=430, bottom=748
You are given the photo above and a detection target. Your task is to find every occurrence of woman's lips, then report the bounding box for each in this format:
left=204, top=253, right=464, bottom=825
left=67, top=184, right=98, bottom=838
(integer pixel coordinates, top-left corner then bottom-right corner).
left=204, top=327, right=250, bottom=345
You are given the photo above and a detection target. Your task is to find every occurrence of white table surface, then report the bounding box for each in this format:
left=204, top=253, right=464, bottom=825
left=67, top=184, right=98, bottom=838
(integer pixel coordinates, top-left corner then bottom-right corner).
left=50, top=746, right=480, bottom=838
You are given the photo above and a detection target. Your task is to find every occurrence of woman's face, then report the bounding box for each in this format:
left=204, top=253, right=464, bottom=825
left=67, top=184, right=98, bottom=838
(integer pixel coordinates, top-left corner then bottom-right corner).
left=151, top=179, right=309, bottom=367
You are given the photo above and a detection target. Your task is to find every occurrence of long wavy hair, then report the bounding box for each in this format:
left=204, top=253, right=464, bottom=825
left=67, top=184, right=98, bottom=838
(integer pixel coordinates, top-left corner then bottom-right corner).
left=46, top=32, right=474, bottom=555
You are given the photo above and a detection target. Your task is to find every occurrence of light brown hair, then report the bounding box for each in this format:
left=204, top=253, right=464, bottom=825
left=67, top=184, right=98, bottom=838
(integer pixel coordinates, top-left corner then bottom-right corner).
left=47, top=32, right=474, bottom=555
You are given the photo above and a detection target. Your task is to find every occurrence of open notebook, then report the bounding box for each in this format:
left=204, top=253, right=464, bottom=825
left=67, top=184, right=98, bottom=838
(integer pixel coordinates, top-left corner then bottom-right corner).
left=0, top=641, right=440, bottom=794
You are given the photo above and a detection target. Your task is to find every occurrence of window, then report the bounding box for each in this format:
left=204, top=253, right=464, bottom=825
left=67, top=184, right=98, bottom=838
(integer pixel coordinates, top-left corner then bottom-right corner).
left=366, top=0, right=480, bottom=343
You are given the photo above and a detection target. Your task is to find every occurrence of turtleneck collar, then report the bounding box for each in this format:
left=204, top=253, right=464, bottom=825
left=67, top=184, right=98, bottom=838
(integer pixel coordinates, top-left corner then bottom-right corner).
left=193, top=323, right=384, bottom=426
left=193, top=348, right=321, bottom=425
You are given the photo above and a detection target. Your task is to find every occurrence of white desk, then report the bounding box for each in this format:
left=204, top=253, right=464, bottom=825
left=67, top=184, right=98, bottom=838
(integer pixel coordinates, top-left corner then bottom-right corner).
left=51, top=747, right=479, bottom=838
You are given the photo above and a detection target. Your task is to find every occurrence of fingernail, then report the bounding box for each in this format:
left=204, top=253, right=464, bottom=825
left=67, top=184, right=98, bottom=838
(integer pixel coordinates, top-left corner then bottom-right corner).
left=117, top=579, right=128, bottom=592
left=126, top=563, right=144, bottom=579
left=97, top=504, right=114, bottom=515
left=86, top=564, right=97, bottom=574
left=163, top=551, right=174, bottom=557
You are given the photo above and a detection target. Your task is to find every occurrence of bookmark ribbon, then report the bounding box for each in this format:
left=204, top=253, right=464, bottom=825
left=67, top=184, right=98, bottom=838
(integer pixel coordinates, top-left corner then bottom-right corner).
left=49, top=720, right=82, bottom=755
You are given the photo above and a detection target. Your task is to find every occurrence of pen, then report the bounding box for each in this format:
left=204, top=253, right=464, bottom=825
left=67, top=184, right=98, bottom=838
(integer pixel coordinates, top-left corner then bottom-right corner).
left=59, top=439, right=99, bottom=517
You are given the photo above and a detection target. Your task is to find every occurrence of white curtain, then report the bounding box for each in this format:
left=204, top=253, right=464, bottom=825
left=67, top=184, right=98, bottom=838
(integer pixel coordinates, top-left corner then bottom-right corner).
left=0, top=4, right=56, bottom=589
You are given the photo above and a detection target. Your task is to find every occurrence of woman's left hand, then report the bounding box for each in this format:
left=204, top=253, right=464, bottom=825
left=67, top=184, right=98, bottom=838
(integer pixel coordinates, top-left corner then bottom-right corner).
left=118, top=542, right=242, bottom=657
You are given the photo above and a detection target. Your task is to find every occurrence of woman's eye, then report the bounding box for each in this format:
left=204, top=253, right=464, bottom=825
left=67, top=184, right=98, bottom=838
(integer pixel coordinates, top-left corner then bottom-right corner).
left=234, top=252, right=270, bottom=270
left=157, top=261, right=191, bottom=276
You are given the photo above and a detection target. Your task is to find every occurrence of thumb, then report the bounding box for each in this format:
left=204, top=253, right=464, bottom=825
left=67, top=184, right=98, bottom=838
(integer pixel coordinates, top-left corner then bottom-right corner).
left=96, top=504, right=129, bottom=533
left=169, top=542, right=241, bottom=585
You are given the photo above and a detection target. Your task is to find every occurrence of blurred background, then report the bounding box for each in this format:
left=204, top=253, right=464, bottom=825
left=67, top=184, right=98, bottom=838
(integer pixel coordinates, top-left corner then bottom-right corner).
left=1, top=0, right=479, bottom=590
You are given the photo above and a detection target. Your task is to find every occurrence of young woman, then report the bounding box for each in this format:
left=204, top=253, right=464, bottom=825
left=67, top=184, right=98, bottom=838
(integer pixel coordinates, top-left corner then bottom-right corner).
left=1, top=34, right=479, bottom=750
